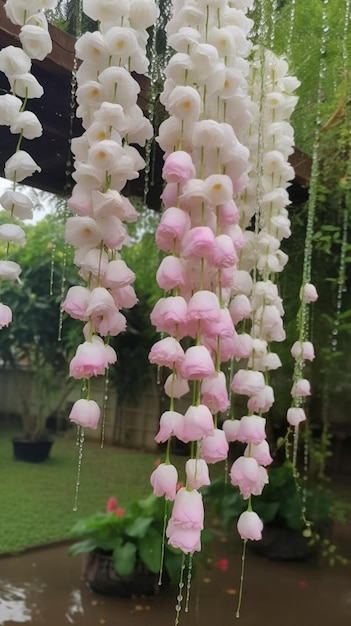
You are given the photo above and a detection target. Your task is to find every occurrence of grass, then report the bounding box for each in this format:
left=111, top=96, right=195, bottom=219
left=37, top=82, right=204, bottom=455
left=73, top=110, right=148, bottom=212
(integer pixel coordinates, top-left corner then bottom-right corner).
left=0, top=430, right=162, bottom=554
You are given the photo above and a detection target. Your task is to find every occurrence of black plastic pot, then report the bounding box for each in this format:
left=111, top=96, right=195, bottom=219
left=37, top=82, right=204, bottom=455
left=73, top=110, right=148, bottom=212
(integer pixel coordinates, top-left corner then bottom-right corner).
left=248, top=525, right=319, bottom=561
left=12, top=438, right=53, bottom=463
left=82, top=551, right=167, bottom=597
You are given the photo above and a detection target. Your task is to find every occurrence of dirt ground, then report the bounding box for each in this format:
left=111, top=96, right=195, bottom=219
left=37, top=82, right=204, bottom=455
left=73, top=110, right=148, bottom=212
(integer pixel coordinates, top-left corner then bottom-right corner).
left=1, top=525, right=351, bottom=626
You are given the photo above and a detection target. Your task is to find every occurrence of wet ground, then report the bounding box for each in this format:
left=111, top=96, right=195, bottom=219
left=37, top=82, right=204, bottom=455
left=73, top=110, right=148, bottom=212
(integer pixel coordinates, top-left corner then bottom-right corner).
left=1, top=530, right=351, bottom=626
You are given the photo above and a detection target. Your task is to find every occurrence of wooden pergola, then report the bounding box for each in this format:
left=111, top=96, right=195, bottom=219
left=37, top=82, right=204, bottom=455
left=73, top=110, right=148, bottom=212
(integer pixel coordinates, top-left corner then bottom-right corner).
left=0, top=3, right=310, bottom=204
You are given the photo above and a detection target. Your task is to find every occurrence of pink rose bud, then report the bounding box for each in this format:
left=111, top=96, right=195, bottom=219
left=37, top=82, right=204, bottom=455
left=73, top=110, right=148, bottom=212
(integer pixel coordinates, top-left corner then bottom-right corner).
left=237, top=511, right=263, bottom=541
left=291, top=341, right=315, bottom=361
left=287, top=407, right=307, bottom=426
left=150, top=463, right=178, bottom=500
left=0, top=303, right=12, bottom=328
left=69, top=398, right=100, bottom=429
left=302, top=283, right=318, bottom=303
left=291, top=379, right=311, bottom=397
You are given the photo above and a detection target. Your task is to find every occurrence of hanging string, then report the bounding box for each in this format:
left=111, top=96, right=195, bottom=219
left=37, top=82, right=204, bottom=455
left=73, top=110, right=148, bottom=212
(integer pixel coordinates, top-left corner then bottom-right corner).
left=290, top=0, right=330, bottom=465
left=286, top=0, right=297, bottom=59
left=235, top=539, right=247, bottom=619
left=184, top=553, right=193, bottom=613
left=174, top=554, right=186, bottom=626
left=100, top=366, right=110, bottom=448
left=58, top=0, right=83, bottom=341
left=73, top=427, right=85, bottom=511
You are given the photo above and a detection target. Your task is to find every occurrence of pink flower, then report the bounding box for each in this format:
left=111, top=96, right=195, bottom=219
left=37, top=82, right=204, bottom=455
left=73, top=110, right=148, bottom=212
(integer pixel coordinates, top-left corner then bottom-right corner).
left=291, top=341, right=315, bottom=362
left=154, top=410, right=184, bottom=443
left=200, top=429, right=229, bottom=463
left=148, top=337, right=185, bottom=368
left=104, top=260, right=135, bottom=288
left=69, top=337, right=116, bottom=379
left=68, top=185, right=93, bottom=216
left=69, top=398, right=100, bottom=429
left=291, top=379, right=311, bottom=397
left=229, top=294, right=251, bottom=325
left=162, top=151, right=196, bottom=183
left=0, top=303, right=12, bottom=328
left=222, top=419, right=241, bottom=442
left=185, top=459, right=210, bottom=490
left=231, top=369, right=266, bottom=396
left=166, top=519, right=201, bottom=553
left=106, top=496, right=118, bottom=513
left=164, top=373, right=190, bottom=399
left=210, top=234, right=237, bottom=268
left=201, top=372, right=229, bottom=413
left=247, top=386, right=275, bottom=414
left=179, top=345, right=215, bottom=380
left=187, top=290, right=220, bottom=322
left=62, top=286, right=90, bottom=320
left=201, top=308, right=234, bottom=339
left=218, top=199, right=239, bottom=225
left=236, top=415, right=267, bottom=445
left=287, top=407, right=307, bottom=426
left=156, top=257, right=188, bottom=290
left=230, top=456, right=262, bottom=499
left=182, top=404, right=215, bottom=442
left=150, top=463, right=178, bottom=500
left=237, top=511, right=263, bottom=541
left=111, top=285, right=138, bottom=309
left=231, top=333, right=253, bottom=359
left=171, top=488, right=204, bottom=529
left=245, top=441, right=273, bottom=466
left=302, top=283, right=318, bottom=303
left=156, top=207, right=191, bottom=252
left=181, top=226, right=216, bottom=260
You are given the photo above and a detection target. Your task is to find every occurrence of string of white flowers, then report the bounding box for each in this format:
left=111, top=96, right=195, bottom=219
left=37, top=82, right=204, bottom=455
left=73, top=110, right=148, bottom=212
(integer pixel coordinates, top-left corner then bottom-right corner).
left=63, top=0, right=159, bottom=431
left=0, top=0, right=58, bottom=329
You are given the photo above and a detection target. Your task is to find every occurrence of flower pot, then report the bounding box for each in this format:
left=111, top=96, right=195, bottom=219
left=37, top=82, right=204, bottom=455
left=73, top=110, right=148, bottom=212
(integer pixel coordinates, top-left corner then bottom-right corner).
left=12, top=437, right=53, bottom=463
left=248, top=525, right=318, bottom=561
left=82, top=551, right=165, bottom=597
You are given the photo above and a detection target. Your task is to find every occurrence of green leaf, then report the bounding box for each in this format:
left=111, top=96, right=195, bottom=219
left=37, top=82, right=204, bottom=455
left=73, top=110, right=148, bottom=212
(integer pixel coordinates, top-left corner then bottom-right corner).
left=125, top=516, right=153, bottom=538
left=113, top=542, right=137, bottom=576
left=138, top=529, right=162, bottom=573
left=68, top=538, right=100, bottom=557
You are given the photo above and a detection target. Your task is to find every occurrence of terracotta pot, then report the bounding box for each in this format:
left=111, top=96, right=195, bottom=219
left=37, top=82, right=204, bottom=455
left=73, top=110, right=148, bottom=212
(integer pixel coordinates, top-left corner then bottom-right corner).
left=12, top=438, right=53, bottom=463
left=82, top=551, right=166, bottom=597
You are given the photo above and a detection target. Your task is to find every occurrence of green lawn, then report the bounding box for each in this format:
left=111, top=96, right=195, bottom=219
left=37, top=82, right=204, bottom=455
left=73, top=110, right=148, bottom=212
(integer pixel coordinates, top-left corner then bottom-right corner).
left=0, top=431, right=161, bottom=554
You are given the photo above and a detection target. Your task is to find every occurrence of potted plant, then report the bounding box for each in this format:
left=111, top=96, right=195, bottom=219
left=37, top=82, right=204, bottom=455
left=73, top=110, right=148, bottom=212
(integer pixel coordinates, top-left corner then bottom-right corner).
left=203, top=460, right=335, bottom=560
left=68, top=492, right=184, bottom=597
left=0, top=213, right=79, bottom=460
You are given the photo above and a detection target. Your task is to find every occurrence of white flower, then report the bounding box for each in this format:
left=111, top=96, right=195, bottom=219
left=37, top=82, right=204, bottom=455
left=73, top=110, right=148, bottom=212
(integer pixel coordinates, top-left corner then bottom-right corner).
left=72, top=162, right=105, bottom=190
left=0, top=45, right=31, bottom=76
left=93, top=102, right=127, bottom=133
left=10, top=111, right=42, bottom=139
left=167, top=85, right=202, bottom=122
left=0, top=223, right=26, bottom=245
left=9, top=73, right=44, bottom=99
left=104, top=27, right=139, bottom=58
left=65, top=216, right=102, bottom=249
left=87, top=140, right=125, bottom=173
left=76, top=81, right=104, bottom=109
left=98, top=67, right=140, bottom=107
left=4, top=0, right=43, bottom=26
left=4, top=150, right=41, bottom=182
left=82, top=0, right=130, bottom=22
left=129, top=0, right=159, bottom=29
left=75, top=31, right=109, bottom=67
left=19, top=25, right=52, bottom=60
left=0, top=190, right=33, bottom=219
left=0, top=94, right=22, bottom=125
left=0, top=260, right=22, bottom=281
left=25, top=11, right=49, bottom=30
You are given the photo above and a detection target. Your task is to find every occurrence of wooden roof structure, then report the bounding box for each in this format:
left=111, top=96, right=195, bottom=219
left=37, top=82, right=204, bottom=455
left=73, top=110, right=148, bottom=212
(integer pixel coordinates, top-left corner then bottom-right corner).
left=0, top=4, right=310, bottom=205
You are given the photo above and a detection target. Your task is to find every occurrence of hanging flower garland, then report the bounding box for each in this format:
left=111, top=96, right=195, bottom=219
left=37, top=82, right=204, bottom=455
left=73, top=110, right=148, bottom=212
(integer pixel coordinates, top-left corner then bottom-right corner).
left=63, top=0, right=159, bottom=433
left=0, top=0, right=58, bottom=329
left=149, top=0, right=256, bottom=559
left=149, top=3, right=300, bottom=598
left=226, top=46, right=299, bottom=538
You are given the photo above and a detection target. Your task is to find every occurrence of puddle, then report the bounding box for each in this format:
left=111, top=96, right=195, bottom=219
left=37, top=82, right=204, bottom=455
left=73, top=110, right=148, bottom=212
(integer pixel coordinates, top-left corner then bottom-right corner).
left=0, top=543, right=350, bottom=626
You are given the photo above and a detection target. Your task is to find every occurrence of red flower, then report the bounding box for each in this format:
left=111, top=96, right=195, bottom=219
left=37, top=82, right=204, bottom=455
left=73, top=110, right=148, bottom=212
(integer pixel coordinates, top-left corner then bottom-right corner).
left=106, top=496, right=118, bottom=513
left=115, top=507, right=125, bottom=517
left=215, top=558, right=229, bottom=572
